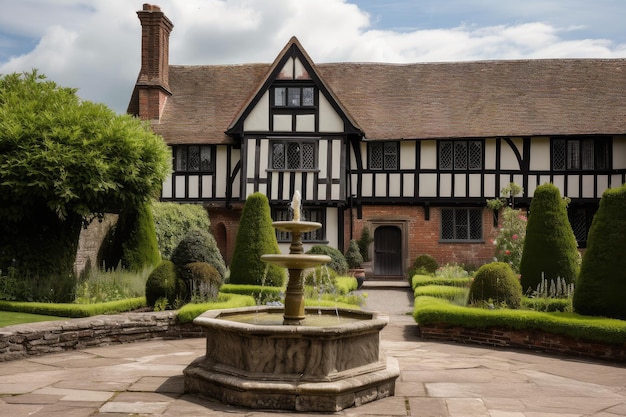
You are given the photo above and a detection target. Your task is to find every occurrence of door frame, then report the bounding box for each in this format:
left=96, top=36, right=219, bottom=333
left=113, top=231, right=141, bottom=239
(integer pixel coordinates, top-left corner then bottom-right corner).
left=368, top=219, right=409, bottom=278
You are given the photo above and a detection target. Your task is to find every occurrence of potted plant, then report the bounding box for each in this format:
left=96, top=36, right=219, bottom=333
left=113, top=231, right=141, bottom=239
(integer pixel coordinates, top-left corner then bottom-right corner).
left=345, top=239, right=365, bottom=288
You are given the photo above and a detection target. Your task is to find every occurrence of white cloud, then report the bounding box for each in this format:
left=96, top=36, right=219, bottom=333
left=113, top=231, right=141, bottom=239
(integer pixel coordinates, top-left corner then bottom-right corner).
left=1, top=0, right=625, bottom=113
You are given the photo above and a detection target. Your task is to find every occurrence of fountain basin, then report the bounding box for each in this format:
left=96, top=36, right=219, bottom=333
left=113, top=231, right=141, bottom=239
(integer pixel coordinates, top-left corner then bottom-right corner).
left=260, top=253, right=331, bottom=269
left=184, top=306, right=400, bottom=411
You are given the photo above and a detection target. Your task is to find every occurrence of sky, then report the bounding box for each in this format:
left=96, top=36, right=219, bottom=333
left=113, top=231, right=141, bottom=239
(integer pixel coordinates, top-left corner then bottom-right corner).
left=1, top=0, right=625, bottom=114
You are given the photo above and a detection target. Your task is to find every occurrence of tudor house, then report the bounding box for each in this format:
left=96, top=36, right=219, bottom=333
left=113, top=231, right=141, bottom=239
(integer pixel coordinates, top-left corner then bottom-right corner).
left=128, top=5, right=626, bottom=278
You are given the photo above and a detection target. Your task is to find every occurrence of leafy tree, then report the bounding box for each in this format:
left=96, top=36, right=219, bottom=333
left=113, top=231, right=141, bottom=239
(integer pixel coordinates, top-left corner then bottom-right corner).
left=519, top=183, right=579, bottom=292
left=573, top=184, right=626, bottom=319
left=0, top=71, right=170, bottom=279
left=229, top=193, right=286, bottom=286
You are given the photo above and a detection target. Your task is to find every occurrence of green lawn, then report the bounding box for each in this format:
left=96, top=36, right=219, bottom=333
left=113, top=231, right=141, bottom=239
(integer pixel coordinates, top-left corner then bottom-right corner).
left=0, top=311, right=65, bottom=327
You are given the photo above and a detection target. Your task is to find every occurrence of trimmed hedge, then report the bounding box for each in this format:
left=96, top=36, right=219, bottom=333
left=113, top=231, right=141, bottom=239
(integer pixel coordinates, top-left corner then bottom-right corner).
left=412, top=275, right=471, bottom=289
left=413, top=285, right=468, bottom=302
left=176, top=293, right=257, bottom=323
left=413, top=296, right=626, bottom=345
left=220, top=284, right=284, bottom=305
left=0, top=297, right=147, bottom=318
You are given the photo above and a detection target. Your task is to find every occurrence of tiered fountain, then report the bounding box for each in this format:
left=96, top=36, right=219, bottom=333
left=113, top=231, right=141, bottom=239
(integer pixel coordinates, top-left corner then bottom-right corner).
left=184, top=192, right=399, bottom=412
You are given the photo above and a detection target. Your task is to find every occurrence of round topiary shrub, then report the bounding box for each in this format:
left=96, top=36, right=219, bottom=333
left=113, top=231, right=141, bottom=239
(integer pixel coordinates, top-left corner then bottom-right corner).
left=229, top=193, right=287, bottom=287
left=573, top=184, right=626, bottom=319
left=306, top=245, right=348, bottom=275
left=519, top=183, right=579, bottom=293
left=407, top=254, right=439, bottom=278
left=180, top=262, right=222, bottom=302
left=170, top=229, right=227, bottom=280
left=468, top=262, right=522, bottom=309
left=145, top=260, right=186, bottom=308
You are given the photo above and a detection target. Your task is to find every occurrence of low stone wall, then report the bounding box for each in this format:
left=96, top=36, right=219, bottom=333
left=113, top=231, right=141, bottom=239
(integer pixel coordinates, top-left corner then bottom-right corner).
left=418, top=323, right=626, bottom=362
left=0, top=312, right=205, bottom=362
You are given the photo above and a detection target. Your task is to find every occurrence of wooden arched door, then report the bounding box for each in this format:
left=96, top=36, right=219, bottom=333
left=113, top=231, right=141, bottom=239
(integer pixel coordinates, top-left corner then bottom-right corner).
left=373, top=226, right=403, bottom=276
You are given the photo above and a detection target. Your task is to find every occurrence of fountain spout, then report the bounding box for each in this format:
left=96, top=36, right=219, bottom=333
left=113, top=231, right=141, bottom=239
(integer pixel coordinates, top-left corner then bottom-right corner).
left=291, top=190, right=301, bottom=222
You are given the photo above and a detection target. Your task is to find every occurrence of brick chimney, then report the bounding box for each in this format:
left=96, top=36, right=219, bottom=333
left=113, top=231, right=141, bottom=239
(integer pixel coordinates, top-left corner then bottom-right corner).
left=130, top=4, right=174, bottom=120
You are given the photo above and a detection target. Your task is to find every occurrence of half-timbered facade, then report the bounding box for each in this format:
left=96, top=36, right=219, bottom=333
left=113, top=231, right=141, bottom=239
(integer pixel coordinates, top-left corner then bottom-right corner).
left=128, top=5, right=626, bottom=277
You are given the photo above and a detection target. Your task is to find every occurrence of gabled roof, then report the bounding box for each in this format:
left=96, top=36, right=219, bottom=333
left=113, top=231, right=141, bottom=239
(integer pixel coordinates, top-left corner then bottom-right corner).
left=226, top=37, right=361, bottom=136
left=151, top=40, right=626, bottom=145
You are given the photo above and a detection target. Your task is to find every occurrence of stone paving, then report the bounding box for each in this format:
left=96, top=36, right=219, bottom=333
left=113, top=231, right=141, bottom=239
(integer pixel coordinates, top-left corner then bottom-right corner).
left=1, top=282, right=626, bottom=416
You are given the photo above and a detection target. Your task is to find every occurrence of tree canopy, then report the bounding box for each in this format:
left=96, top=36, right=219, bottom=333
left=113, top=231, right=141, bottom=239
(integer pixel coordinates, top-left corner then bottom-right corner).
left=0, top=70, right=170, bottom=223
left=0, top=70, right=170, bottom=279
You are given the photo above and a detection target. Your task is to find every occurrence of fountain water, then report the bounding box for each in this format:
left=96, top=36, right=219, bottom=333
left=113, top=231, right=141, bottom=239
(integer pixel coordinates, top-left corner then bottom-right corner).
left=184, top=192, right=399, bottom=411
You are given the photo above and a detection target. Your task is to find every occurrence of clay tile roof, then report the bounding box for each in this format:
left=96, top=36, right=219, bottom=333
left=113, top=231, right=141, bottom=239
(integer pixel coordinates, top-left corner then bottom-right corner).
left=151, top=64, right=271, bottom=145
left=152, top=58, right=626, bottom=144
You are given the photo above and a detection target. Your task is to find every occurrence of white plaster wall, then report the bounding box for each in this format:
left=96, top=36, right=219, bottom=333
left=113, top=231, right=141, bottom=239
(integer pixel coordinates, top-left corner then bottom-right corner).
left=530, top=137, right=550, bottom=171
left=614, top=136, right=626, bottom=169
left=243, top=91, right=269, bottom=132
left=273, top=114, right=292, bottom=131
left=484, top=138, right=497, bottom=170
left=318, top=94, right=343, bottom=132
left=400, top=141, right=415, bottom=170
left=296, top=114, right=315, bottom=132
left=421, top=141, right=437, bottom=169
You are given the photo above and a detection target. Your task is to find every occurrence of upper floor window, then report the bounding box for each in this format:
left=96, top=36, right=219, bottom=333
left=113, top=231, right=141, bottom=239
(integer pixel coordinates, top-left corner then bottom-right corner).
left=270, top=140, right=317, bottom=171
left=552, top=136, right=611, bottom=171
left=440, top=208, right=482, bottom=241
left=439, top=140, right=483, bottom=170
left=273, top=86, right=315, bottom=107
left=173, top=145, right=213, bottom=172
left=273, top=207, right=325, bottom=242
left=369, top=142, right=398, bottom=170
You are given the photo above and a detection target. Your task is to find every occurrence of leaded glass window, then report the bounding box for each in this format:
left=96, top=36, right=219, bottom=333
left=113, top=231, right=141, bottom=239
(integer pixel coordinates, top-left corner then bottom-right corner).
left=439, top=140, right=482, bottom=170
left=273, top=86, right=315, bottom=107
left=173, top=145, right=214, bottom=172
left=271, top=140, right=317, bottom=170
left=369, top=142, right=398, bottom=170
left=440, top=208, right=483, bottom=241
left=552, top=136, right=611, bottom=171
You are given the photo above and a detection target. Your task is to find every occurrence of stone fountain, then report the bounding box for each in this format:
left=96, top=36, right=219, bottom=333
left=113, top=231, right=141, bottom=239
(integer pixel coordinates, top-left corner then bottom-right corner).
left=183, top=192, right=399, bottom=412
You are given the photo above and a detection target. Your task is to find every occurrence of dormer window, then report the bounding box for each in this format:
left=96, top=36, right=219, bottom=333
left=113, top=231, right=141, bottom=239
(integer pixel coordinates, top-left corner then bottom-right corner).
left=274, top=87, right=315, bottom=107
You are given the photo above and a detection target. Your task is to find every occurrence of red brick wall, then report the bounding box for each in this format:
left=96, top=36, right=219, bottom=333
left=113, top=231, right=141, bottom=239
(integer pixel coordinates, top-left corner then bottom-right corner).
left=207, top=206, right=243, bottom=265
left=344, top=205, right=498, bottom=270
left=419, top=323, right=626, bottom=363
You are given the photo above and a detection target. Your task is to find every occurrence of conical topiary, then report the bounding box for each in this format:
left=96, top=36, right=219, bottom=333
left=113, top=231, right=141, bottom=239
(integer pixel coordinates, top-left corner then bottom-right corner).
left=573, top=184, right=626, bottom=319
left=229, top=193, right=287, bottom=287
left=519, top=183, right=579, bottom=292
